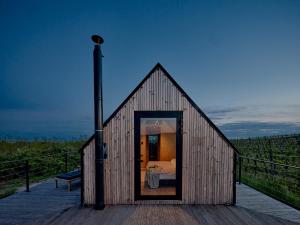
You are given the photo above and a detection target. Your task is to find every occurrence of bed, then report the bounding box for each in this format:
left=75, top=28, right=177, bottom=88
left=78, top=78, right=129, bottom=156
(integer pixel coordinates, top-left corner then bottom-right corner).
left=146, top=159, right=176, bottom=188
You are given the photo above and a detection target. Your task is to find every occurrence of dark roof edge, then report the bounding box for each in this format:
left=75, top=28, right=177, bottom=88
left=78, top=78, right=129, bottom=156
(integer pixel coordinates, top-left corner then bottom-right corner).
left=103, top=63, right=161, bottom=127
left=157, top=64, right=239, bottom=154
left=84, top=63, right=239, bottom=154
left=79, top=64, right=161, bottom=152
left=79, top=134, right=95, bottom=152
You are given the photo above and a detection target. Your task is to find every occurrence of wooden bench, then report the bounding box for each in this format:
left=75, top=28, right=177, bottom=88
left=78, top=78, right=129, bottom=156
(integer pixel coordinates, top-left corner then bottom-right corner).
left=55, top=169, right=81, bottom=192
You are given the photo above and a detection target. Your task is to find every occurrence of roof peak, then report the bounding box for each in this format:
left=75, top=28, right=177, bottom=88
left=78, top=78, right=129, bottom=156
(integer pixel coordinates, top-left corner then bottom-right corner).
left=152, top=62, right=165, bottom=71
left=80, top=63, right=239, bottom=154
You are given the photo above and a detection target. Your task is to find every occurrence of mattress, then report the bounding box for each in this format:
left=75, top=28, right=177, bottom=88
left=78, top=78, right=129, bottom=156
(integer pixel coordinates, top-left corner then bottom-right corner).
left=146, top=161, right=176, bottom=180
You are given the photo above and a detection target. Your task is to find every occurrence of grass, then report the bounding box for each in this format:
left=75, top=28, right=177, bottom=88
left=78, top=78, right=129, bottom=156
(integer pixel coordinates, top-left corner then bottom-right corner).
left=232, top=133, right=300, bottom=209
left=1, top=133, right=299, bottom=209
left=0, top=179, right=24, bottom=198
left=241, top=173, right=300, bottom=209
left=0, top=139, right=85, bottom=198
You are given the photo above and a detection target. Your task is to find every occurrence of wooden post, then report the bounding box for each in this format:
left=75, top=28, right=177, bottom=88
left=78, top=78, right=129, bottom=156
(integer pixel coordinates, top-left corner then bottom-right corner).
left=25, top=160, right=29, bottom=192
left=65, top=152, right=68, bottom=172
left=297, top=140, right=300, bottom=187
left=239, top=156, right=242, bottom=184
left=254, top=159, right=257, bottom=176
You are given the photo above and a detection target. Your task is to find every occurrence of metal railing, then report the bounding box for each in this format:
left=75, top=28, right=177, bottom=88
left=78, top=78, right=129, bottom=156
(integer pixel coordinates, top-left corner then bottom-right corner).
left=236, top=154, right=300, bottom=209
left=0, top=151, right=80, bottom=198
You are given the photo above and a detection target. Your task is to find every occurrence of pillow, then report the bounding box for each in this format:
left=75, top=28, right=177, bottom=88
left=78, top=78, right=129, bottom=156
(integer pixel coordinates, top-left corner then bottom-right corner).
left=171, top=158, right=176, bottom=167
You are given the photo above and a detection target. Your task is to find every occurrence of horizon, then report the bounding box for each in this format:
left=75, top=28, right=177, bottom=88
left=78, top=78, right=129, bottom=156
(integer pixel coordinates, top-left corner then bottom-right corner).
left=1, top=0, right=300, bottom=140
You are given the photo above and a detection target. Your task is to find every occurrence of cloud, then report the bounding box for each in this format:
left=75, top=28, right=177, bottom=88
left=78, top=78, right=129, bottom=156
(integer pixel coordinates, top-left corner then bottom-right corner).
left=206, top=106, right=245, bottom=115
left=206, top=104, right=300, bottom=126
left=219, top=121, right=300, bottom=139
left=204, top=104, right=300, bottom=138
left=204, top=106, right=246, bottom=121
left=1, top=103, right=300, bottom=140
left=208, top=106, right=245, bottom=114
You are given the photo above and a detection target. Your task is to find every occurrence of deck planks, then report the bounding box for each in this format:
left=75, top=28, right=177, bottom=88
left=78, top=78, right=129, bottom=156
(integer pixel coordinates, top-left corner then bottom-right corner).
left=39, top=204, right=299, bottom=225
left=0, top=181, right=299, bottom=225
left=236, top=183, right=300, bottom=224
left=0, top=179, right=80, bottom=225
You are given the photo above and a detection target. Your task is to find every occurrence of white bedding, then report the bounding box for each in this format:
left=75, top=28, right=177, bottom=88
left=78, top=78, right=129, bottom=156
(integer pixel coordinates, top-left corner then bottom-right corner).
left=146, top=160, right=176, bottom=180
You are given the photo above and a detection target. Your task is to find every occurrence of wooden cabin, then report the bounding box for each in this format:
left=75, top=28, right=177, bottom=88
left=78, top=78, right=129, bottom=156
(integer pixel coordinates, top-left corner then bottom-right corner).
left=81, top=63, right=238, bottom=206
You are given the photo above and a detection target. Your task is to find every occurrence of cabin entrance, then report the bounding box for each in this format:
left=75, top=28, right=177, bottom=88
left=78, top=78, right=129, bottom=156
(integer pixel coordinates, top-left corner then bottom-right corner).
left=134, top=111, right=182, bottom=200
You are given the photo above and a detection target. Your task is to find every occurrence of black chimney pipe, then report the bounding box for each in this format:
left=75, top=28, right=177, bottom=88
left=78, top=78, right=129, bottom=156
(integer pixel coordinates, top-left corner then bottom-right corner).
left=91, top=34, right=105, bottom=210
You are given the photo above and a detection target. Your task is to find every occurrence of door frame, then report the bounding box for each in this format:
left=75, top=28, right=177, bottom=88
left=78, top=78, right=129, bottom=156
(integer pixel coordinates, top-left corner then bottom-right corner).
left=134, top=111, right=182, bottom=200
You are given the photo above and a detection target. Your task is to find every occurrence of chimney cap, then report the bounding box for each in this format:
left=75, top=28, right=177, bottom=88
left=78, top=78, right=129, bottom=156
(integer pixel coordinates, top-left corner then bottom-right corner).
left=91, top=35, right=104, bottom=44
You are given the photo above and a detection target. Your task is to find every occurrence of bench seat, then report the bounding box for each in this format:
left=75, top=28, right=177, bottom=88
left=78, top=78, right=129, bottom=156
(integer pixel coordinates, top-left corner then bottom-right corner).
left=55, top=169, right=81, bottom=191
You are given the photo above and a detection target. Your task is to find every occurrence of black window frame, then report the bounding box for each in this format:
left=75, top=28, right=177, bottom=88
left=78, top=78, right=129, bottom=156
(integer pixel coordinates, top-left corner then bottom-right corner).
left=134, top=111, right=183, bottom=201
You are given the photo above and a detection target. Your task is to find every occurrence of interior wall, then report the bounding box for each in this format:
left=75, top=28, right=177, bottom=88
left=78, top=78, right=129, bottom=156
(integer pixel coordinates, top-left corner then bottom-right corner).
left=159, top=133, right=176, bottom=161
left=140, top=135, right=147, bottom=169
left=142, top=133, right=176, bottom=166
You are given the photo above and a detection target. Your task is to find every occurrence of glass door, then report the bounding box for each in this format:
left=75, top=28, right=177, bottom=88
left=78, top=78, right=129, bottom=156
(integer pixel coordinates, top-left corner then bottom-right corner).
left=134, top=111, right=182, bottom=200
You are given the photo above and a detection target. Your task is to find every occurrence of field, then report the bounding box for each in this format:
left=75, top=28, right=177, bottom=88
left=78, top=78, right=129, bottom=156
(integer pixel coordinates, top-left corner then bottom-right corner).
left=1, top=134, right=299, bottom=209
left=231, top=133, right=300, bottom=209
left=0, top=140, right=84, bottom=198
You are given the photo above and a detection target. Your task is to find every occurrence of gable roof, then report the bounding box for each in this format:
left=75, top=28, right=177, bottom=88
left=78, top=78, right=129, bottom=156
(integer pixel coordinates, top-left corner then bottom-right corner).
left=81, top=63, right=239, bottom=154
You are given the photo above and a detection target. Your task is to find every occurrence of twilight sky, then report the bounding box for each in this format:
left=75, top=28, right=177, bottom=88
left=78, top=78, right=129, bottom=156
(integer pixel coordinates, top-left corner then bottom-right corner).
left=1, top=0, right=300, bottom=140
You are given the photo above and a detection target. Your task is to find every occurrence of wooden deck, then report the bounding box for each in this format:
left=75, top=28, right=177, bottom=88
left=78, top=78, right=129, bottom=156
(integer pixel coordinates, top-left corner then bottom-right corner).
left=0, top=180, right=299, bottom=225
left=35, top=205, right=298, bottom=225
left=0, top=179, right=80, bottom=225
left=236, top=183, right=300, bottom=223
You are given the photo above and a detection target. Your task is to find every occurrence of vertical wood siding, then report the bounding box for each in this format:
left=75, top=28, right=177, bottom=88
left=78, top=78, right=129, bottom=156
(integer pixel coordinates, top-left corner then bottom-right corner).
left=83, top=67, right=234, bottom=205
left=83, top=139, right=95, bottom=205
